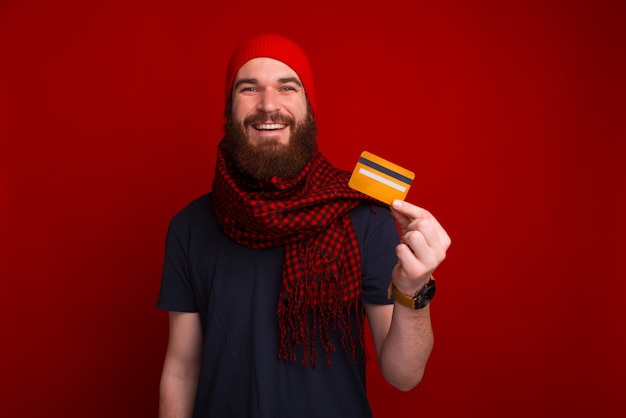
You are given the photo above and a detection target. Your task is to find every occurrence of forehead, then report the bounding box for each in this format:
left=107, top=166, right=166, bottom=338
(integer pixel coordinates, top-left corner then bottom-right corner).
left=235, top=57, right=301, bottom=83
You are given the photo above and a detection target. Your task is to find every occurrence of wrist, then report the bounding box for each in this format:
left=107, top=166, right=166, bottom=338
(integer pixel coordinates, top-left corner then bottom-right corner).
left=390, top=273, right=432, bottom=296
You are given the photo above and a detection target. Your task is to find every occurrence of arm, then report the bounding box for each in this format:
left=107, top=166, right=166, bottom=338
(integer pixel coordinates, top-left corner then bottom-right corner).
left=365, top=301, right=433, bottom=391
left=159, top=312, right=203, bottom=418
left=365, top=200, right=450, bottom=391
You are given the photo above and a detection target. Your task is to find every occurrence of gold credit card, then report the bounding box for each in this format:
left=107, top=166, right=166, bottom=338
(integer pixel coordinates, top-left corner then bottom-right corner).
left=348, top=151, right=415, bottom=205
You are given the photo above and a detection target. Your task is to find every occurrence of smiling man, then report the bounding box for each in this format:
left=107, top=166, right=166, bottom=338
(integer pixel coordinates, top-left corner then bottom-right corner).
left=157, top=33, right=451, bottom=418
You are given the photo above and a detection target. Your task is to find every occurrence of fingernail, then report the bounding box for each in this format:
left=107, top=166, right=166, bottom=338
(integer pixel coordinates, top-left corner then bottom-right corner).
left=392, top=200, right=402, bottom=209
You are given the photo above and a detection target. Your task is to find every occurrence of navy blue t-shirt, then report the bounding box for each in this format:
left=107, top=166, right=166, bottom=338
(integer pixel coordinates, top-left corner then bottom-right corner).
left=157, top=193, right=399, bottom=418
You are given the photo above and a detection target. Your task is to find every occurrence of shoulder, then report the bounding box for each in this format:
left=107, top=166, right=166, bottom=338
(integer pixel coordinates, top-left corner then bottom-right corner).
left=349, top=202, right=393, bottom=223
left=165, top=193, right=221, bottom=248
left=172, top=193, right=213, bottom=218
left=169, top=193, right=214, bottom=228
left=349, top=203, right=398, bottom=247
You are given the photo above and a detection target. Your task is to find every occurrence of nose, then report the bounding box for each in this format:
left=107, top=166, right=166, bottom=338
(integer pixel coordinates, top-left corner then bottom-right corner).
left=257, top=89, right=280, bottom=113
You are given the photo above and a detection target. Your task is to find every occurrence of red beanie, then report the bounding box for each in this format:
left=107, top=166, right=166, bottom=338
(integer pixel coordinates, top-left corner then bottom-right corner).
left=225, top=33, right=316, bottom=114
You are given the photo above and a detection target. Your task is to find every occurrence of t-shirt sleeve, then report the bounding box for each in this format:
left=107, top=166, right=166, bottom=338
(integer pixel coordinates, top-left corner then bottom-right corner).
left=359, top=208, right=400, bottom=305
left=156, top=219, right=198, bottom=312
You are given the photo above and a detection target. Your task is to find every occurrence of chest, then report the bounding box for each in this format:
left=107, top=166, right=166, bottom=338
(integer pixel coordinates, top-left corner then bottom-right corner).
left=187, top=227, right=285, bottom=330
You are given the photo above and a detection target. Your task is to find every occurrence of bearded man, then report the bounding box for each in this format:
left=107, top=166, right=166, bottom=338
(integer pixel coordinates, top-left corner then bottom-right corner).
left=157, top=33, right=451, bottom=418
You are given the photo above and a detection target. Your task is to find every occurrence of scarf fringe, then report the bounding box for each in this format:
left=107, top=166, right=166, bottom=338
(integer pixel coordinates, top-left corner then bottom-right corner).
left=277, top=234, right=367, bottom=369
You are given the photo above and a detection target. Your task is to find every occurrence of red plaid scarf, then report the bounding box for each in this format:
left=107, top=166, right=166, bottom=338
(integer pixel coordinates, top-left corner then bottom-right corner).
left=212, top=140, right=375, bottom=367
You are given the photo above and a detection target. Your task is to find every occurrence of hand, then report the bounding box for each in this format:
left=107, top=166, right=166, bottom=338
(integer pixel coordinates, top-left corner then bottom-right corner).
left=389, top=200, right=451, bottom=295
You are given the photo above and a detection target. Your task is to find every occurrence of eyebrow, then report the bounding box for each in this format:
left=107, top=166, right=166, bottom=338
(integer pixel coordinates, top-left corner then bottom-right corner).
left=278, top=77, right=302, bottom=87
left=233, top=77, right=302, bottom=90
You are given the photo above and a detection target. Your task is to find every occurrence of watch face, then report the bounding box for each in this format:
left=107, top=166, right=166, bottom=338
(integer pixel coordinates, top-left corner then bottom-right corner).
left=415, top=280, right=436, bottom=309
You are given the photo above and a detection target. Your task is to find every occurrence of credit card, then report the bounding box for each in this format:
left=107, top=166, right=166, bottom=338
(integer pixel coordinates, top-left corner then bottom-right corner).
left=348, top=151, right=415, bottom=205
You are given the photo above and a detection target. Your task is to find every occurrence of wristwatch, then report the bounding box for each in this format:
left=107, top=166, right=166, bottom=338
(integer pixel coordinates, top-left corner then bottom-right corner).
left=390, top=276, right=436, bottom=310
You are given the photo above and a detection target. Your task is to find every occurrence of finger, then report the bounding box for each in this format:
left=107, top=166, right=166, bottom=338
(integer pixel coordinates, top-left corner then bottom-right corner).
left=405, top=217, right=437, bottom=247
left=407, top=219, right=450, bottom=257
left=400, top=231, right=441, bottom=271
left=400, top=229, right=430, bottom=259
left=391, top=199, right=429, bottom=219
left=393, top=200, right=451, bottom=251
left=390, top=200, right=429, bottom=232
left=395, top=243, right=432, bottom=280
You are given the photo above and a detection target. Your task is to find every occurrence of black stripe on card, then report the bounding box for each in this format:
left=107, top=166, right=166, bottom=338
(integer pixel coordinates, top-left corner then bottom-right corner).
left=358, top=156, right=413, bottom=185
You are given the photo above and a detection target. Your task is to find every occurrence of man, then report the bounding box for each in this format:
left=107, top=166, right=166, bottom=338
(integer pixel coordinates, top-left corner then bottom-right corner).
left=157, top=33, right=451, bottom=418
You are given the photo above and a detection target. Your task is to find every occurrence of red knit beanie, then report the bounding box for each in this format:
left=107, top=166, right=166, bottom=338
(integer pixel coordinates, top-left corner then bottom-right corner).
left=225, top=33, right=316, bottom=114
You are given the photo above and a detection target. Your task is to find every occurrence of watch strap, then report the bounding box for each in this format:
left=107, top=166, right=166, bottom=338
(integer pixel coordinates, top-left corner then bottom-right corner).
left=387, top=276, right=435, bottom=310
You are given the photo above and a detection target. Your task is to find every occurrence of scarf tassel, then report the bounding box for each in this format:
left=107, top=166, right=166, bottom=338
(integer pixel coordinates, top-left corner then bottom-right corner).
left=277, top=242, right=366, bottom=369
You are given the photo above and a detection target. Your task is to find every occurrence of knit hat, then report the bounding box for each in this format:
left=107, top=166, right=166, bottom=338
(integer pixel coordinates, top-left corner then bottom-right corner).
left=225, top=33, right=316, bottom=114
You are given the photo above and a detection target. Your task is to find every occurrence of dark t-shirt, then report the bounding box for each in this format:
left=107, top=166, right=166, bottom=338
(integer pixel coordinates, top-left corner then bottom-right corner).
left=157, top=193, right=399, bottom=418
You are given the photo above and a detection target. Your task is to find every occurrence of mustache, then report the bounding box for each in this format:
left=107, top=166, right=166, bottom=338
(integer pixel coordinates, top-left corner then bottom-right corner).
left=243, top=112, right=295, bottom=127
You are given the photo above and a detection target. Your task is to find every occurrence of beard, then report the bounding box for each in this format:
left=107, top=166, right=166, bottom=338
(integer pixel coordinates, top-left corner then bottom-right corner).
left=222, top=107, right=317, bottom=180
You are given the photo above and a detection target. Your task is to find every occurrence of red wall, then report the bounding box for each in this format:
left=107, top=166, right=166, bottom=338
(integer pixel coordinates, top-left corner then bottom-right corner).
left=1, top=1, right=625, bottom=416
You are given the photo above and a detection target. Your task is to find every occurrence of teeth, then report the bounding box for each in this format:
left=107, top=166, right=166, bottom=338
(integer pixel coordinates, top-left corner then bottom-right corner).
left=255, top=123, right=286, bottom=130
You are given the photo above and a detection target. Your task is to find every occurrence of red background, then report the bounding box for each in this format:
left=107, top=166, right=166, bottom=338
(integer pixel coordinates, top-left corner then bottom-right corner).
left=1, top=1, right=625, bottom=417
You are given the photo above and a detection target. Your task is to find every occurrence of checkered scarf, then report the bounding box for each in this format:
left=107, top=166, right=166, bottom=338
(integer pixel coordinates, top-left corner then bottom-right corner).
left=212, top=140, right=375, bottom=368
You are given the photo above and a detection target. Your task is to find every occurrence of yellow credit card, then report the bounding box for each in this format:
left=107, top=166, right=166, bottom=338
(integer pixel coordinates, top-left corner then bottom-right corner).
left=348, top=151, right=415, bottom=205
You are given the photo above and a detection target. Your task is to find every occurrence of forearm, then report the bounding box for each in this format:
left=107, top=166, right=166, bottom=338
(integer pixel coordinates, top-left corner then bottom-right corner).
left=159, top=365, right=200, bottom=418
left=159, top=311, right=203, bottom=417
left=378, top=303, right=434, bottom=391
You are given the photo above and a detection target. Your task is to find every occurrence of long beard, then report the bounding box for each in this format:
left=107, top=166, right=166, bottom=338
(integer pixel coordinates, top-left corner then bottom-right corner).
left=222, top=108, right=317, bottom=180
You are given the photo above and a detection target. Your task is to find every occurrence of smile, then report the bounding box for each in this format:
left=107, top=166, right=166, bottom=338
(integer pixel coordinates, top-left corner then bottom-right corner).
left=253, top=123, right=287, bottom=131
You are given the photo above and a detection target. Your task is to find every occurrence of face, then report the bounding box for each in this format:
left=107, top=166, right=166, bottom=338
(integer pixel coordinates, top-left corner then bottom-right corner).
left=223, top=57, right=317, bottom=180
left=231, top=57, right=309, bottom=146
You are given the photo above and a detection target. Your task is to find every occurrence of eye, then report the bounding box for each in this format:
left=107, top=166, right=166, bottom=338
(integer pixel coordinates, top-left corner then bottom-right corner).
left=240, top=86, right=258, bottom=93
left=280, top=85, right=297, bottom=92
